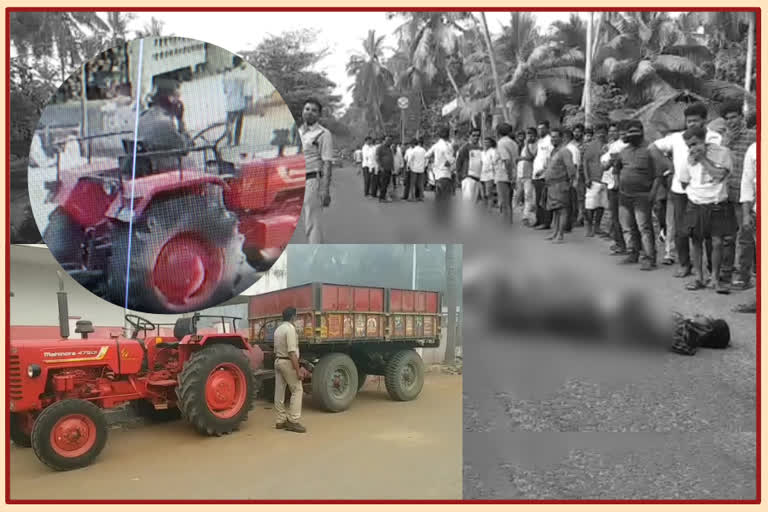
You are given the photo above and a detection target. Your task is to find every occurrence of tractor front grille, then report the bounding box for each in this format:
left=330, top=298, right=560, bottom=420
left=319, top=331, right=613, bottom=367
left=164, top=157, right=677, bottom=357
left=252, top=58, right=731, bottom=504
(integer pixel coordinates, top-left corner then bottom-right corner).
left=9, top=355, right=23, bottom=400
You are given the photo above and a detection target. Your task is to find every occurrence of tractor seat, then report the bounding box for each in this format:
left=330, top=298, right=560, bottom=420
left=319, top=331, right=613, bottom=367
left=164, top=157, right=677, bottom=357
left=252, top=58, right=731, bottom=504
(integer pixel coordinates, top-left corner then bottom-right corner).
left=173, top=317, right=197, bottom=341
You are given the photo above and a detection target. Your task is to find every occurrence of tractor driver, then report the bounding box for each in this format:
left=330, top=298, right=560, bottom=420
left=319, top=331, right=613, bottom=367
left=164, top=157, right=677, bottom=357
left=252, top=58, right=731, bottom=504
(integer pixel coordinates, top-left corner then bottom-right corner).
left=123, top=79, right=192, bottom=176
left=273, top=307, right=309, bottom=433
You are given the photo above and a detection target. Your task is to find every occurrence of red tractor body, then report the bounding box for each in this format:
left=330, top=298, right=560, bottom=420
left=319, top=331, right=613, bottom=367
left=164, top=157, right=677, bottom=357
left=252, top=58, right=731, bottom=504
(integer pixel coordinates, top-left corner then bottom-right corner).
left=10, top=308, right=267, bottom=471
left=40, top=123, right=305, bottom=313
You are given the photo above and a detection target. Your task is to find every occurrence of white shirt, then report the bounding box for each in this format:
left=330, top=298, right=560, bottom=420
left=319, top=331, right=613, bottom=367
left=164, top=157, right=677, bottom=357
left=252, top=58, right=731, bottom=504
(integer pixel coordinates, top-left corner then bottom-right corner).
left=566, top=141, right=581, bottom=167
left=652, top=129, right=723, bottom=194
left=354, top=149, right=362, bottom=163
left=679, top=143, right=732, bottom=205
left=406, top=146, right=427, bottom=173
left=425, top=139, right=455, bottom=180
left=222, top=69, right=247, bottom=112
left=600, top=139, right=628, bottom=190
left=532, top=134, right=553, bottom=179
left=361, top=143, right=374, bottom=168
left=481, top=148, right=501, bottom=182
left=740, top=142, right=757, bottom=212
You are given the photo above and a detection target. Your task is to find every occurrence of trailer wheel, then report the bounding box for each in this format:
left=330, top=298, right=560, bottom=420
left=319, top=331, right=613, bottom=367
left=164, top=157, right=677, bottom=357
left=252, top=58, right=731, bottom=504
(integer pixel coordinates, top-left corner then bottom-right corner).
left=31, top=399, right=108, bottom=471
left=178, top=344, right=255, bottom=436
left=106, top=189, right=254, bottom=314
left=312, top=353, right=359, bottom=412
left=10, top=412, right=33, bottom=447
left=384, top=349, right=425, bottom=401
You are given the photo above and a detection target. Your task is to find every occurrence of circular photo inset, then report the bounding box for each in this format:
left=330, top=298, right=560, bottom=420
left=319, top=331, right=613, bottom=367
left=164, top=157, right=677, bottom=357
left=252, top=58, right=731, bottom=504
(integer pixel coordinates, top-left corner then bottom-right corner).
left=28, top=37, right=306, bottom=314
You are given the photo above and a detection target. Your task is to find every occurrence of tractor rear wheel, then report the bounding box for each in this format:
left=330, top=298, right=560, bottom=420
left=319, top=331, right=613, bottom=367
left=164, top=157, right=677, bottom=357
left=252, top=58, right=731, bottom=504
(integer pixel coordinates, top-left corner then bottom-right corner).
left=106, top=188, right=254, bottom=314
left=178, top=344, right=255, bottom=436
left=10, top=412, right=33, bottom=447
left=384, top=349, right=424, bottom=402
left=311, top=353, right=358, bottom=412
left=42, top=208, right=85, bottom=267
left=31, top=399, right=108, bottom=471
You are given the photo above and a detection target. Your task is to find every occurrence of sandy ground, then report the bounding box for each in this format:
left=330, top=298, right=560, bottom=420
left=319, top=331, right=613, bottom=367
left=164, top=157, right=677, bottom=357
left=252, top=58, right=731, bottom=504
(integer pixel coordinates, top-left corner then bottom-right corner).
left=9, top=373, right=461, bottom=501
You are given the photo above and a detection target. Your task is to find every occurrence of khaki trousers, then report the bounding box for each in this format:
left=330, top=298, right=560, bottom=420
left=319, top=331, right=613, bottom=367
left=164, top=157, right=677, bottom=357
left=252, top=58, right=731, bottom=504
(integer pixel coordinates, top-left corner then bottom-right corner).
left=274, top=359, right=303, bottom=423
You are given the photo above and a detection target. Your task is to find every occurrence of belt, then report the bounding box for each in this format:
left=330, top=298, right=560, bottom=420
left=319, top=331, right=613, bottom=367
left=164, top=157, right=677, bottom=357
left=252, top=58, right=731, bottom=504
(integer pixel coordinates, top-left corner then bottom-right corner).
left=276, top=356, right=291, bottom=360
left=306, top=171, right=323, bottom=180
left=466, top=175, right=480, bottom=182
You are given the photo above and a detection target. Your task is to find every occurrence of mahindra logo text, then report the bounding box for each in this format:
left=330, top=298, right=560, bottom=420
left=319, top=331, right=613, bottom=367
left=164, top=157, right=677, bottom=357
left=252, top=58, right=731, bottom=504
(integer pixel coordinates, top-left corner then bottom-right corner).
left=43, top=350, right=100, bottom=357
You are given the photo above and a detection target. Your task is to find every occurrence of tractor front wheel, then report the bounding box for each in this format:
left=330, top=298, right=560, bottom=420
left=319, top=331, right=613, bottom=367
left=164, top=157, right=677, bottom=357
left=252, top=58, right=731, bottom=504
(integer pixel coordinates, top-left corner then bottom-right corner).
left=178, top=344, right=255, bottom=436
left=31, top=399, right=108, bottom=471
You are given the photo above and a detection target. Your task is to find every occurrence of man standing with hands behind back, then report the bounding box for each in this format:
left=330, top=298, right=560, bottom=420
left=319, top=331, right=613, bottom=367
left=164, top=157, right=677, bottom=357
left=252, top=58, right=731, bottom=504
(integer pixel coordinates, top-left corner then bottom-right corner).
left=274, top=307, right=310, bottom=433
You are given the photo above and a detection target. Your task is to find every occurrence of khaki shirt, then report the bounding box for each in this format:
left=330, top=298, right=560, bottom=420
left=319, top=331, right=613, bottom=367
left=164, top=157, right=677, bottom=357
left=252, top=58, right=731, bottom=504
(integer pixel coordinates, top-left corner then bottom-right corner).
left=274, top=321, right=299, bottom=358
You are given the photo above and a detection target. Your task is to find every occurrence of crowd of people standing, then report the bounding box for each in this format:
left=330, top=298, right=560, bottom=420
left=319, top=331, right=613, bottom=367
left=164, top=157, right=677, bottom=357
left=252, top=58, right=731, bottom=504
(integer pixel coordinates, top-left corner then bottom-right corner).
left=354, top=99, right=757, bottom=309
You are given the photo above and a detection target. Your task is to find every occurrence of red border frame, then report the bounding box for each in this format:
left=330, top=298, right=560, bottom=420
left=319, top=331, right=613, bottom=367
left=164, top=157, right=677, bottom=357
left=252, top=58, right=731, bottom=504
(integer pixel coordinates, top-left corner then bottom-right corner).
left=5, top=6, right=761, bottom=505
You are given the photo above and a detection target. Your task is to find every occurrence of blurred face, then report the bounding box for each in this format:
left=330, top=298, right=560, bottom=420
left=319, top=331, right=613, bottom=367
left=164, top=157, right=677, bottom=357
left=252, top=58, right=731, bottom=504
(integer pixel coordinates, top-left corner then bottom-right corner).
left=608, top=126, right=619, bottom=141
left=584, top=132, right=593, bottom=143
left=385, top=136, right=392, bottom=145
left=483, top=139, right=492, bottom=150
left=516, top=132, right=525, bottom=143
left=685, top=135, right=706, bottom=160
left=537, top=124, right=548, bottom=138
left=685, top=114, right=706, bottom=130
left=724, top=111, right=743, bottom=132
left=470, top=132, right=481, bottom=145
left=573, top=127, right=584, bottom=141
left=595, top=128, right=608, bottom=142
left=550, top=131, right=562, bottom=147
left=302, top=102, right=320, bottom=125
left=526, top=132, right=537, bottom=143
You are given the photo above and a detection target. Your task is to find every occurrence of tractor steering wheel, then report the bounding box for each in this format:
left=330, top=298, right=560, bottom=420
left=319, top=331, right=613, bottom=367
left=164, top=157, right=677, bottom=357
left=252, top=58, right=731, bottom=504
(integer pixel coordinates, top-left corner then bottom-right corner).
left=124, top=314, right=157, bottom=339
left=191, top=122, right=228, bottom=148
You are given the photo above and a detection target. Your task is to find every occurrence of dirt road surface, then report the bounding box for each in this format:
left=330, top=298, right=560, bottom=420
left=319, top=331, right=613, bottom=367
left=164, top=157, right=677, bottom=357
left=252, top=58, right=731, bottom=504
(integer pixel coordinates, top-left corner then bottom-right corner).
left=10, top=374, right=461, bottom=500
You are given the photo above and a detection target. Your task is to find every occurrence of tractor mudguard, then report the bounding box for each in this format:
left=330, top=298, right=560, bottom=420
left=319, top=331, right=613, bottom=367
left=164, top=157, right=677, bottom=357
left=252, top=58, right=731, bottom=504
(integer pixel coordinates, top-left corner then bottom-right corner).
left=104, top=172, right=227, bottom=222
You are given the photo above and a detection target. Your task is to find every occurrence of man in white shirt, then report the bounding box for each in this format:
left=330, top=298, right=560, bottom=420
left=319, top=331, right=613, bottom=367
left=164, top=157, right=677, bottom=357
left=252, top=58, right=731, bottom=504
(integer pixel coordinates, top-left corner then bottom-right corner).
left=678, top=126, right=734, bottom=294
left=496, top=123, right=519, bottom=224
left=600, top=120, right=630, bottom=254
left=361, top=136, right=374, bottom=197
left=650, top=102, right=722, bottom=278
left=222, top=57, right=248, bottom=147
left=736, top=141, right=757, bottom=290
left=532, top=120, right=553, bottom=229
left=564, top=128, right=581, bottom=232
left=406, top=138, right=427, bottom=201
left=369, top=136, right=382, bottom=198
left=425, top=126, right=456, bottom=202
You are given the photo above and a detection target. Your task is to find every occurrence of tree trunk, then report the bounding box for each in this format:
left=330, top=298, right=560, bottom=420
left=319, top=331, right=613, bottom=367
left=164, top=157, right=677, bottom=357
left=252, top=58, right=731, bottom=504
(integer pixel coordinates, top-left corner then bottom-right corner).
left=582, top=12, right=593, bottom=123
left=744, top=12, right=754, bottom=114
left=480, top=12, right=509, bottom=123
left=443, top=244, right=458, bottom=365
left=444, top=65, right=465, bottom=106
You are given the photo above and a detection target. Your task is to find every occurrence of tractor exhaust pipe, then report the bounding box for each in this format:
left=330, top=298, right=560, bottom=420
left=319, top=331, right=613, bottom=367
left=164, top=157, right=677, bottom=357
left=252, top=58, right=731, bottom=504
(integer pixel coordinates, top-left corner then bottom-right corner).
left=56, top=271, right=70, bottom=339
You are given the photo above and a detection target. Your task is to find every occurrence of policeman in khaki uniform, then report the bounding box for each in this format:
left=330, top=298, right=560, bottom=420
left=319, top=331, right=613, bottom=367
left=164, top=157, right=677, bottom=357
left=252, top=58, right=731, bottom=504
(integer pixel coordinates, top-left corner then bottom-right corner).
left=273, top=307, right=309, bottom=433
left=298, top=98, right=334, bottom=243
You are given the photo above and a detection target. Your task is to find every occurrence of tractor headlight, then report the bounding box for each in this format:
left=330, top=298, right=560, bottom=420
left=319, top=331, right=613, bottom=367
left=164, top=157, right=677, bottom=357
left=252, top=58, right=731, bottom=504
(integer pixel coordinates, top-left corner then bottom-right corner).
left=27, top=364, right=41, bottom=378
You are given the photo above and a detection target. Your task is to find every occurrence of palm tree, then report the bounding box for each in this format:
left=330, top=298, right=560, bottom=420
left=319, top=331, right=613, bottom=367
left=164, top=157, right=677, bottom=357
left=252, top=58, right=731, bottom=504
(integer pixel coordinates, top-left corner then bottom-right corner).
left=460, top=13, right=584, bottom=129
left=105, top=12, right=136, bottom=46
left=594, top=12, right=714, bottom=106
left=390, top=12, right=472, bottom=105
left=346, top=30, right=394, bottom=134
left=478, top=12, right=508, bottom=122
left=10, top=12, right=109, bottom=83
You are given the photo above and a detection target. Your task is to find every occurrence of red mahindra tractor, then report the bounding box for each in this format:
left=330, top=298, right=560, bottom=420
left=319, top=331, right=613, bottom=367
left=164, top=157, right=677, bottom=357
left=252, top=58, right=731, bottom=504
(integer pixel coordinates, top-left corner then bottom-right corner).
left=9, top=284, right=272, bottom=471
left=39, top=122, right=305, bottom=314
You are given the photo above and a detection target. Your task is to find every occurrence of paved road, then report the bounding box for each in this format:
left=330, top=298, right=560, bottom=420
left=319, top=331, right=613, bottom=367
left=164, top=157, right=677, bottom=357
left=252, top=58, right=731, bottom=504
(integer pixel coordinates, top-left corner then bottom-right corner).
left=10, top=374, right=461, bottom=500
left=461, top=212, right=757, bottom=500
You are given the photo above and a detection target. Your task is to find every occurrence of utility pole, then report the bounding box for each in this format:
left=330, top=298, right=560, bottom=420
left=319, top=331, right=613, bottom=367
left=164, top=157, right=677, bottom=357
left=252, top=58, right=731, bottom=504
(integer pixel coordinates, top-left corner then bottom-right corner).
left=583, top=12, right=593, bottom=125
left=443, top=244, right=457, bottom=364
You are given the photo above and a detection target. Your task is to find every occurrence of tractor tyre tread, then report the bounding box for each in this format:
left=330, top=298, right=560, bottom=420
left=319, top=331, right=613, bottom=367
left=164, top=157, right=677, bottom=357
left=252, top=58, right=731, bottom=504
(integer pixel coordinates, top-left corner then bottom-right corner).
left=311, top=353, right=358, bottom=413
left=384, top=349, right=425, bottom=402
left=31, top=399, right=108, bottom=471
left=178, top=344, right=255, bottom=436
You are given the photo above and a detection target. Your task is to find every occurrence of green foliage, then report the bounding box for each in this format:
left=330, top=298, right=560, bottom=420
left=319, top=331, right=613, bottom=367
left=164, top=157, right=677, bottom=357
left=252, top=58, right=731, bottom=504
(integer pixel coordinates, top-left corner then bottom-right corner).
left=241, top=29, right=342, bottom=124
